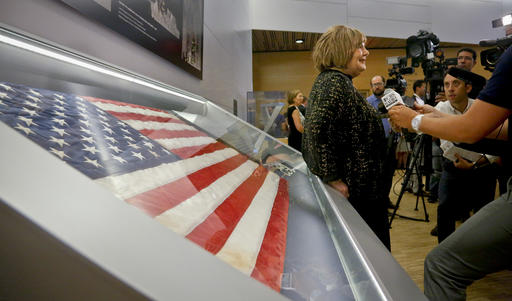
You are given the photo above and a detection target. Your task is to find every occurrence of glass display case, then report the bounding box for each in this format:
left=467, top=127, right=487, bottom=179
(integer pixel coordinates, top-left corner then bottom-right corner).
left=0, top=24, right=426, bottom=301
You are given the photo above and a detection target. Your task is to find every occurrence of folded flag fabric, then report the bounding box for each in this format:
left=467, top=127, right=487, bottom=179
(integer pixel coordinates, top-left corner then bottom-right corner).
left=0, top=82, right=289, bottom=292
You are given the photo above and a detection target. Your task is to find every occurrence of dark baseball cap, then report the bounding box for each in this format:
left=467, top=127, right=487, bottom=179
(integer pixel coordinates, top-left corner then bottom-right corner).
left=447, top=67, right=486, bottom=89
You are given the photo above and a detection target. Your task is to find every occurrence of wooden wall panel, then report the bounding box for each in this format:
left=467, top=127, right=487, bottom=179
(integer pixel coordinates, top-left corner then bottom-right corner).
left=253, top=47, right=491, bottom=98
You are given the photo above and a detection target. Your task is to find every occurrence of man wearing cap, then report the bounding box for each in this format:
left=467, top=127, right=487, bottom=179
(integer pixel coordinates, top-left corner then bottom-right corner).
left=435, top=47, right=482, bottom=102
left=430, top=48, right=488, bottom=236
left=434, top=67, right=497, bottom=242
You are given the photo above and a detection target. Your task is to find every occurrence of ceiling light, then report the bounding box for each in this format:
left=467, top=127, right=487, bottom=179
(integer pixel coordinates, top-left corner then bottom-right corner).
left=295, top=39, right=304, bottom=44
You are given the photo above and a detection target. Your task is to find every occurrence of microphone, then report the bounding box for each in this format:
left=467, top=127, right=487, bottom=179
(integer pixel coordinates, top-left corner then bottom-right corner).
left=381, top=88, right=405, bottom=110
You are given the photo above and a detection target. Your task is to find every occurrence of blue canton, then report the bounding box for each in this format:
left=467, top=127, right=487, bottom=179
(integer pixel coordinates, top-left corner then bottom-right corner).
left=0, top=82, right=180, bottom=179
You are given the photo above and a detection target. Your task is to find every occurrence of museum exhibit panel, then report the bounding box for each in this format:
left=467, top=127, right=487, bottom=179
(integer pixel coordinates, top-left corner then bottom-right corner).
left=0, top=25, right=426, bottom=300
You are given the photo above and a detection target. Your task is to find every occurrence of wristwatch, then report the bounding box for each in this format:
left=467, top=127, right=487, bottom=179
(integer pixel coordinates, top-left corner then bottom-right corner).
left=411, top=114, right=424, bottom=134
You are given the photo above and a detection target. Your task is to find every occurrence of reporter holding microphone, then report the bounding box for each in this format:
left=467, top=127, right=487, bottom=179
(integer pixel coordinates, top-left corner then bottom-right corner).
left=389, top=45, right=512, bottom=301
left=302, top=25, right=391, bottom=250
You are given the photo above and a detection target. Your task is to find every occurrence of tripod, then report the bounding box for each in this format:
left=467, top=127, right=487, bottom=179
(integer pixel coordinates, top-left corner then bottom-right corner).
left=389, top=133, right=430, bottom=226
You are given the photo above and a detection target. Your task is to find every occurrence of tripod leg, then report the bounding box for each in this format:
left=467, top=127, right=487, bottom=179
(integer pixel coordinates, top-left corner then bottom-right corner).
left=389, top=134, right=430, bottom=225
left=389, top=163, right=415, bottom=226
left=414, top=158, right=422, bottom=211
left=422, top=192, right=430, bottom=222
left=413, top=137, right=429, bottom=221
left=389, top=135, right=422, bottom=226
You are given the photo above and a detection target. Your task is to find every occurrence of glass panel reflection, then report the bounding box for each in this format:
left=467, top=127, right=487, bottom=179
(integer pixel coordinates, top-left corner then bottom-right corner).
left=0, top=81, right=355, bottom=300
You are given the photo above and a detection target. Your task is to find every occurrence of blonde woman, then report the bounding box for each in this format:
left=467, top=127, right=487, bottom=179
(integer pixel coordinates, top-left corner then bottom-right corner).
left=286, top=89, right=305, bottom=151
left=302, top=25, right=390, bottom=249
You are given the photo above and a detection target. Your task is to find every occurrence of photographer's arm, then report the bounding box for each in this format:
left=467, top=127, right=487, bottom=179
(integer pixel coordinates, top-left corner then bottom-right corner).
left=486, top=118, right=508, bottom=140
left=389, top=99, right=510, bottom=143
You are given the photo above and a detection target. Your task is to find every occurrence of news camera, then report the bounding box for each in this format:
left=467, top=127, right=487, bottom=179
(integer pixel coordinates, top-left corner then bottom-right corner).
left=385, top=56, right=413, bottom=96
left=406, top=30, right=439, bottom=67
left=406, top=30, right=457, bottom=82
left=375, top=56, right=414, bottom=116
left=479, top=13, right=512, bottom=72
left=480, top=36, right=512, bottom=72
left=404, top=30, right=460, bottom=107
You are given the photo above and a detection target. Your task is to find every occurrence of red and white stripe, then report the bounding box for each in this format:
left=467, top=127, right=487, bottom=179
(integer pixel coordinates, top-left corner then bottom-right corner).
left=85, top=97, right=289, bottom=292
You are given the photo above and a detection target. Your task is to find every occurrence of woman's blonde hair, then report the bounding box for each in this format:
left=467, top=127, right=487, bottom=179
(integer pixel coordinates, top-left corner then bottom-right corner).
left=312, top=25, right=366, bottom=72
left=287, top=89, right=302, bottom=105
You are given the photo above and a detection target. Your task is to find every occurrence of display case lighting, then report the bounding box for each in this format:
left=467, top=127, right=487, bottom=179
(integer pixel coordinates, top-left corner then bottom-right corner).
left=0, top=30, right=203, bottom=104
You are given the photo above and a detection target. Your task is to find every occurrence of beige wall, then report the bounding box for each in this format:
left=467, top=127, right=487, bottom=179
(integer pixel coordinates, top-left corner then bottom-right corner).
left=253, top=47, right=491, bottom=98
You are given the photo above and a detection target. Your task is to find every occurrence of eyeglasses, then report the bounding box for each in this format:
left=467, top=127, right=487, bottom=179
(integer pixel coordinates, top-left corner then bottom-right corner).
left=371, top=82, right=384, bottom=87
left=457, top=55, right=473, bottom=61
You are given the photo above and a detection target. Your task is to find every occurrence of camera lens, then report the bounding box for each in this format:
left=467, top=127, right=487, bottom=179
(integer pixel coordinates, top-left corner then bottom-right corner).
left=408, top=44, right=424, bottom=58
left=485, top=49, right=502, bottom=65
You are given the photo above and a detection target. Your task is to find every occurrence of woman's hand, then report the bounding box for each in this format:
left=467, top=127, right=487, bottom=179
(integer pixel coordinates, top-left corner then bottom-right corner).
left=388, top=105, right=418, bottom=129
left=328, top=179, right=349, bottom=198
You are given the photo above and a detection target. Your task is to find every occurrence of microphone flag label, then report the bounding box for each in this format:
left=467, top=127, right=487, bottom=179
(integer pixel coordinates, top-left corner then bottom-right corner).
left=382, top=90, right=404, bottom=110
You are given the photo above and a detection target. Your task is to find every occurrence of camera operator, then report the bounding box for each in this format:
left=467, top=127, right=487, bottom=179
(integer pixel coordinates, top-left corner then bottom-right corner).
left=456, top=48, right=477, bottom=71
left=389, top=45, right=512, bottom=301
left=434, top=68, right=497, bottom=243
left=412, top=80, right=427, bottom=105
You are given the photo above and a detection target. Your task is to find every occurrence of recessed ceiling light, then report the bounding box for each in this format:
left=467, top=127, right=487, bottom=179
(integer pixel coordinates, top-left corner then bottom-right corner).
left=295, top=39, right=304, bottom=44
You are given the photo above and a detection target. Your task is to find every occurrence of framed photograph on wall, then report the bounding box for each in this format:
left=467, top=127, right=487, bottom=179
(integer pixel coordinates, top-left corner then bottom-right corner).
left=61, top=0, right=204, bottom=79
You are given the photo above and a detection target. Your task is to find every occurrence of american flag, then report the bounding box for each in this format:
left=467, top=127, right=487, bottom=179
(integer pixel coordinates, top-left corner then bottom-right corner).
left=0, top=81, right=289, bottom=292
